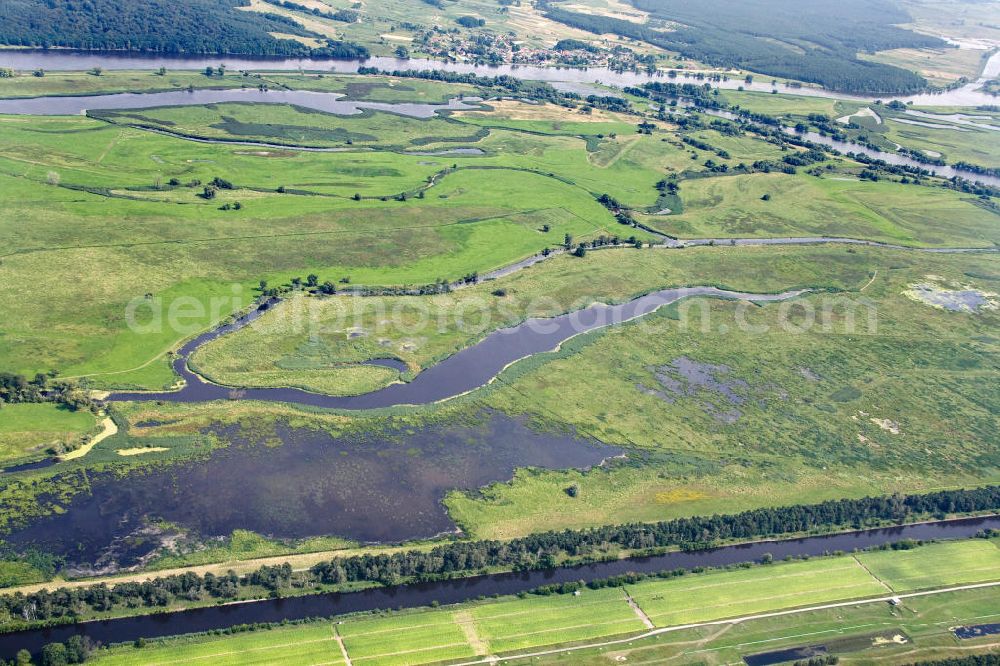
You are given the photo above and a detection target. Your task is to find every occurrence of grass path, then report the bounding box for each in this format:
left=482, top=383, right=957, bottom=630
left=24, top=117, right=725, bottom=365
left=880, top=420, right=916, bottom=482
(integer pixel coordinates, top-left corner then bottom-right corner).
left=454, top=611, right=490, bottom=656
left=624, top=589, right=655, bottom=629
left=333, top=627, right=353, bottom=666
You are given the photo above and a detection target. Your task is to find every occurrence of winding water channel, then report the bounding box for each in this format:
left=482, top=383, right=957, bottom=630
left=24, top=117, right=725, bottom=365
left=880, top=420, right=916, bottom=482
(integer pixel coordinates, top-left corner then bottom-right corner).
left=1, top=515, right=997, bottom=658
left=111, top=287, right=805, bottom=407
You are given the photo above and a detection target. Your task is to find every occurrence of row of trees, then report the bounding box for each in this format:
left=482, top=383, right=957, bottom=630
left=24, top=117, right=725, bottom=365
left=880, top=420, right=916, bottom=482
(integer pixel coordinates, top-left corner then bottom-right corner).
left=2, top=486, right=998, bottom=629
left=0, top=373, right=93, bottom=413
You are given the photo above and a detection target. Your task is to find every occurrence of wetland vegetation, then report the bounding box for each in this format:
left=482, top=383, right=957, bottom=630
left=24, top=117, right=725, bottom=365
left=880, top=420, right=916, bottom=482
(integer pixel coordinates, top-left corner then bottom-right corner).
left=0, top=5, right=999, bottom=658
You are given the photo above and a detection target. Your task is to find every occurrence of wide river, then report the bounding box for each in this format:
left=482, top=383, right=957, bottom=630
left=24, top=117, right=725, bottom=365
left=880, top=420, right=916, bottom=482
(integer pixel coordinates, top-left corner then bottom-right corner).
left=0, top=515, right=997, bottom=658
left=2, top=49, right=999, bottom=107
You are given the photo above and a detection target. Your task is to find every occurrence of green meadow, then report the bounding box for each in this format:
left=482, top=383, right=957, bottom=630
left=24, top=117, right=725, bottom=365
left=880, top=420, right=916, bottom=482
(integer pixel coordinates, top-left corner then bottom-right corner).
left=0, top=104, right=658, bottom=386
left=858, top=539, right=1000, bottom=591
left=541, top=583, right=1000, bottom=666
left=650, top=171, right=1000, bottom=247
left=0, top=403, right=96, bottom=466
left=3, top=91, right=992, bottom=390
left=626, top=557, right=886, bottom=626
left=469, top=586, right=645, bottom=653
left=451, top=247, right=1000, bottom=538
left=190, top=242, right=897, bottom=395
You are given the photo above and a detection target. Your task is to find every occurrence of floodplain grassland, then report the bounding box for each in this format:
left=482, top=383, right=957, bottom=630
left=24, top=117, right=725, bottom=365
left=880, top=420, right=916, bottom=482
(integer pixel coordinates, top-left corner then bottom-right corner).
left=861, top=45, right=991, bottom=85
left=0, top=70, right=483, bottom=104
left=2, top=91, right=855, bottom=389
left=881, top=108, right=1000, bottom=168
left=858, top=539, right=1000, bottom=591
left=0, top=104, right=655, bottom=387
left=189, top=243, right=883, bottom=395
left=625, top=557, right=887, bottom=627
left=717, top=88, right=1000, bottom=170
left=43, top=245, right=996, bottom=548
left=0, top=403, right=96, bottom=466
left=717, top=90, right=862, bottom=119
left=538, top=584, right=1000, bottom=666
left=469, top=586, right=645, bottom=653
left=85, top=539, right=1000, bottom=666
left=895, top=0, right=1000, bottom=44
left=648, top=171, right=1000, bottom=247
left=338, top=610, right=478, bottom=665
left=94, top=102, right=490, bottom=149
left=92, top=622, right=345, bottom=666
left=450, top=248, right=1000, bottom=538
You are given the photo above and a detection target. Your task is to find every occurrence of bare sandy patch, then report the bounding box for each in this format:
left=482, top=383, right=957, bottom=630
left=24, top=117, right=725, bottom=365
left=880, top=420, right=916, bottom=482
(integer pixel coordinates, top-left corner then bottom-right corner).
left=837, top=107, right=882, bottom=125
left=61, top=416, right=117, bottom=461
left=240, top=0, right=340, bottom=39
left=117, top=447, right=170, bottom=456
left=560, top=0, right=650, bottom=24
left=870, top=418, right=901, bottom=435
left=457, top=100, right=620, bottom=122
left=269, top=32, right=327, bottom=48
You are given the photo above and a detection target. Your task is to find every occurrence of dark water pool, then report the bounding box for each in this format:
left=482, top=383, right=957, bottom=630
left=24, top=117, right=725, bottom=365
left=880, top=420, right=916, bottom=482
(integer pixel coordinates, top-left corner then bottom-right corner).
left=745, top=645, right=828, bottom=666
left=3, top=413, right=615, bottom=570
left=955, top=623, right=1000, bottom=639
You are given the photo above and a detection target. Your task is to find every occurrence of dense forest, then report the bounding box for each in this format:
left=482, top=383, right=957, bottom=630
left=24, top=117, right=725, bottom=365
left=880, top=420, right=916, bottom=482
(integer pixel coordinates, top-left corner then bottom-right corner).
left=0, top=0, right=368, bottom=58
left=1, top=485, right=997, bottom=627
left=540, top=0, right=941, bottom=93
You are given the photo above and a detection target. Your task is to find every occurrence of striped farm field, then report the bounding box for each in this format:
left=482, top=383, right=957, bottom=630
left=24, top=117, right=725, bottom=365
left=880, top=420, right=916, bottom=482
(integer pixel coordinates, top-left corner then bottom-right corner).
left=857, top=539, right=1000, bottom=592
left=92, top=622, right=344, bottom=666
left=338, top=609, right=478, bottom=666
left=470, top=586, right=645, bottom=654
left=626, top=557, right=886, bottom=627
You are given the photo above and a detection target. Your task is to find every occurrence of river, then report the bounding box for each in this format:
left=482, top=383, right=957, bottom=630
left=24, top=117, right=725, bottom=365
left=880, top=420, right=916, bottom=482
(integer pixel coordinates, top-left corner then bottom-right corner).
left=1, top=515, right=997, bottom=658
left=2, top=49, right=999, bottom=107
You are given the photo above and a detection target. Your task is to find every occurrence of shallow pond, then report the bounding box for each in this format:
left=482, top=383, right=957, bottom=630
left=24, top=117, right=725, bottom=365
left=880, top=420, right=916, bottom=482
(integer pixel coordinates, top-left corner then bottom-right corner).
left=3, top=412, right=616, bottom=570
